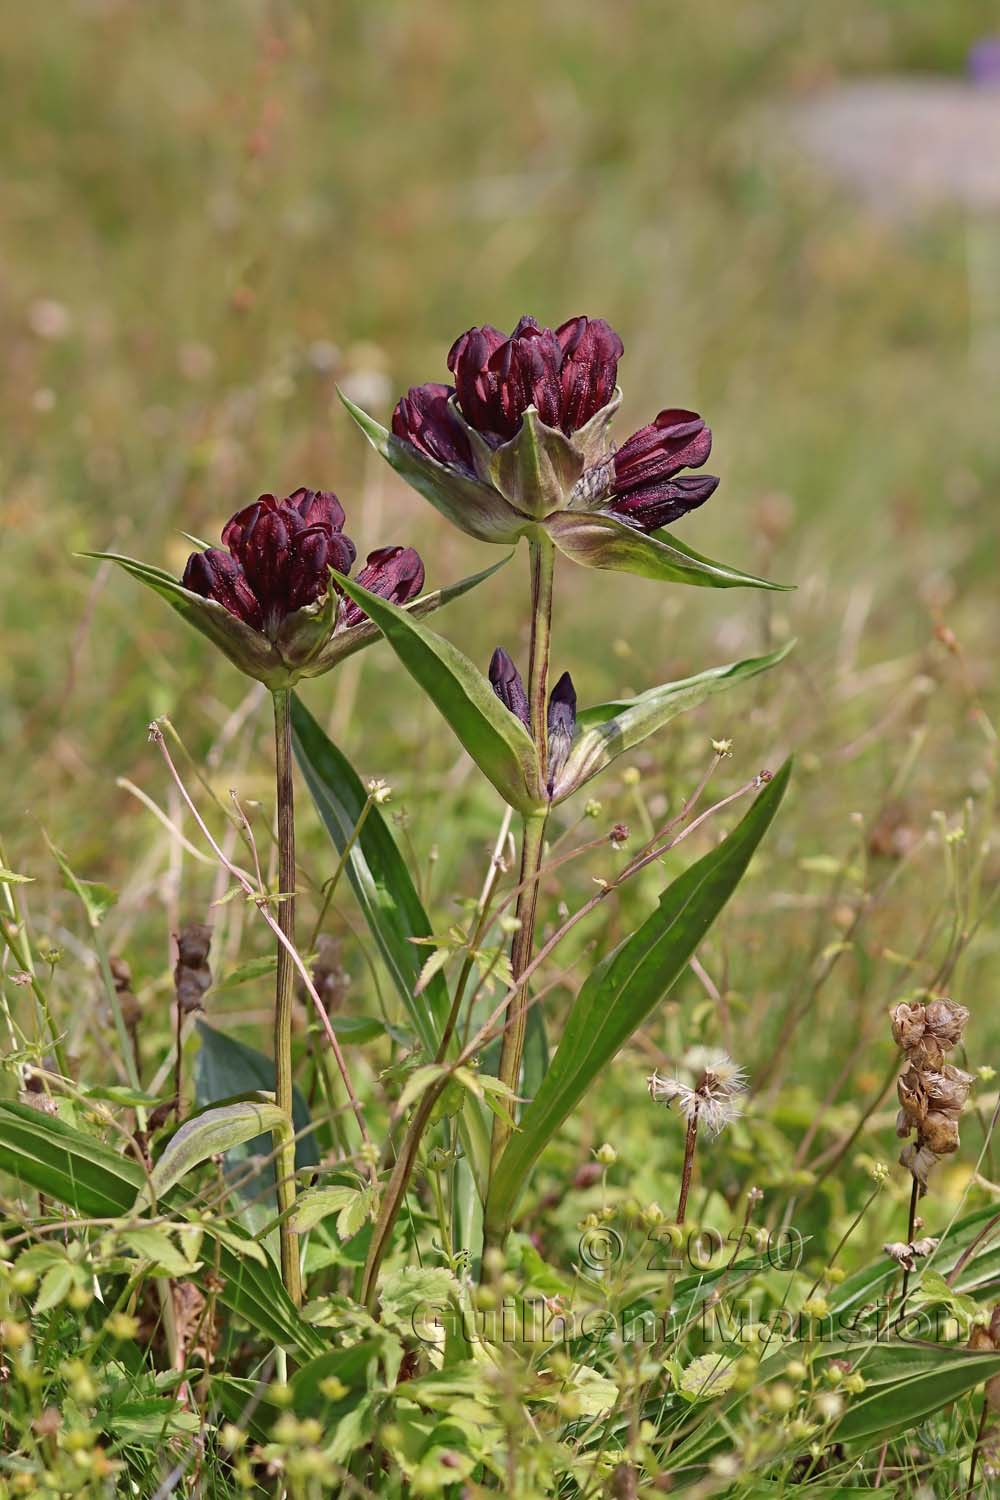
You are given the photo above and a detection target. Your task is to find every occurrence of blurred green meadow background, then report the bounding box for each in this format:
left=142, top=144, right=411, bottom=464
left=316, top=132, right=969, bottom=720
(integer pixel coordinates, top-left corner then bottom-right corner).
left=2, top=0, right=999, bottom=1248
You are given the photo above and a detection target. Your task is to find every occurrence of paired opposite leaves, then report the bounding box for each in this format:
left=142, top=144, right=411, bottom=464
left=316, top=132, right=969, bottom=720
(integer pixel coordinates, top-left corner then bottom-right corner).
left=485, top=761, right=791, bottom=1239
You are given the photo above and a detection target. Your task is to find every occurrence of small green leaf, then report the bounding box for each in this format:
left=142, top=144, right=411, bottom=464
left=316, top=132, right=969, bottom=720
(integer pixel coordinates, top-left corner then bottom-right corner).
left=546, top=511, right=789, bottom=590
left=397, top=1064, right=450, bottom=1115
left=45, top=837, right=117, bottom=929
left=83, top=1085, right=164, bottom=1108
left=195, top=1021, right=319, bottom=1180
left=211, top=954, right=279, bottom=991
left=339, top=390, right=527, bottom=544
left=34, top=1261, right=75, bottom=1313
left=553, top=642, right=793, bottom=799
left=0, top=867, right=34, bottom=885
left=123, top=1228, right=194, bottom=1277
left=485, top=761, right=791, bottom=1240
left=334, top=572, right=543, bottom=814
left=139, top=1098, right=290, bottom=1208
left=290, top=1185, right=359, bottom=1233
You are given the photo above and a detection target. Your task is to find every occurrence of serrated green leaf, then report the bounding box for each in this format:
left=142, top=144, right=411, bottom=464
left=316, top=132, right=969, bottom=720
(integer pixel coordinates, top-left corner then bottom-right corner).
left=485, top=761, right=791, bottom=1240
left=290, top=1185, right=359, bottom=1233
left=334, top=572, right=544, bottom=814
left=34, top=1261, right=75, bottom=1313
left=546, top=511, right=789, bottom=590
left=123, top=1228, right=193, bottom=1277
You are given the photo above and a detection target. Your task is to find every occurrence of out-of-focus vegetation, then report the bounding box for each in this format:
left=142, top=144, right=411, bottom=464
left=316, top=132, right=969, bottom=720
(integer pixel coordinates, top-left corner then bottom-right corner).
left=3, top=1, right=1000, bottom=1493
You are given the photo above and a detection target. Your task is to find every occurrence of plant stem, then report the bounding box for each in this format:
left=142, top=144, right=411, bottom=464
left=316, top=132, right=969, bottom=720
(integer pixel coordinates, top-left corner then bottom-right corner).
left=899, top=1175, right=919, bottom=1304
left=967, top=1396, right=990, bottom=1499
left=676, top=1115, right=699, bottom=1225
left=487, top=534, right=555, bottom=1197
left=272, top=688, right=303, bottom=1309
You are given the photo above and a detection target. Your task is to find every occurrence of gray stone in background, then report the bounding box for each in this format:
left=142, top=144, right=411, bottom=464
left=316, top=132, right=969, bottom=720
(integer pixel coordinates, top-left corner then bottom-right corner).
left=791, top=78, right=1000, bottom=214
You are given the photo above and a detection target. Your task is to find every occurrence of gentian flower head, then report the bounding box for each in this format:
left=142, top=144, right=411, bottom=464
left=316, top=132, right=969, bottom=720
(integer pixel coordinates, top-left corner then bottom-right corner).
left=346, top=310, right=787, bottom=591
left=175, top=487, right=423, bottom=683
left=338, top=310, right=789, bottom=595
left=184, top=489, right=357, bottom=636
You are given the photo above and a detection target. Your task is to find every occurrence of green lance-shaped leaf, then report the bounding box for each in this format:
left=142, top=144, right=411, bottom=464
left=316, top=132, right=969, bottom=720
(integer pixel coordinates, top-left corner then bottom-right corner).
left=195, top=1020, right=319, bottom=1195
left=81, top=551, right=510, bottom=688
left=78, top=553, right=291, bottom=685
left=551, top=642, right=794, bottom=801
left=334, top=573, right=545, bottom=814
left=546, top=511, right=790, bottom=590
left=0, top=1100, right=323, bottom=1356
left=485, top=760, right=791, bottom=1240
left=291, top=696, right=492, bottom=1189
left=338, top=391, right=528, bottom=544
left=836, top=1348, right=1000, bottom=1443
left=301, top=553, right=513, bottom=679
left=136, top=1097, right=290, bottom=1208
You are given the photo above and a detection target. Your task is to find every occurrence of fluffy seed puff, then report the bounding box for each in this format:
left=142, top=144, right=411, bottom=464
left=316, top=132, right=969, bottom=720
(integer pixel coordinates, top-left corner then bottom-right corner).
left=647, top=1048, right=748, bottom=1138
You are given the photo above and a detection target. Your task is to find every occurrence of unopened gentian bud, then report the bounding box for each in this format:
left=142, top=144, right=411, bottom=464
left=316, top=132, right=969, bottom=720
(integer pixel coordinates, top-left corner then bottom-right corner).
left=546, top=671, right=577, bottom=792
left=489, top=648, right=530, bottom=727
left=392, top=383, right=476, bottom=473
left=339, top=546, right=424, bottom=628
left=607, top=409, right=719, bottom=534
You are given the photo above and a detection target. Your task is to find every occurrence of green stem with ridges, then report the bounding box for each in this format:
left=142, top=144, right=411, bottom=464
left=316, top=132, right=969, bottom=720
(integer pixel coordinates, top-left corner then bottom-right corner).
left=272, top=688, right=303, bottom=1308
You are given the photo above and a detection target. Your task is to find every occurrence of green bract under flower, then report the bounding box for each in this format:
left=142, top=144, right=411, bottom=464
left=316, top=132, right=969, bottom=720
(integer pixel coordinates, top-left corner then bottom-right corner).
left=81, top=550, right=510, bottom=690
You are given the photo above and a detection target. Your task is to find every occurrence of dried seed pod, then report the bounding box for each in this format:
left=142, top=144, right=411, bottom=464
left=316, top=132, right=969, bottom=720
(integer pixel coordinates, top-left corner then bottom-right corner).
left=174, top=924, right=212, bottom=1015
left=892, top=995, right=974, bottom=1195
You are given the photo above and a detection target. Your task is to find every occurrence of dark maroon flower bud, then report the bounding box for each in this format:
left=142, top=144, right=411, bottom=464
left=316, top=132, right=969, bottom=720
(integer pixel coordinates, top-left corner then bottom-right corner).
left=182, top=548, right=263, bottom=630
left=556, top=317, right=624, bottom=433
left=217, top=493, right=356, bottom=635
left=392, top=383, right=477, bottom=473
left=183, top=490, right=357, bottom=639
left=609, top=474, right=720, bottom=532
left=608, top=408, right=719, bottom=533
left=546, top=671, right=577, bottom=791
left=489, top=647, right=530, bottom=727
left=446, top=323, right=508, bottom=439
left=286, top=486, right=348, bottom=532
left=448, top=314, right=624, bottom=446
left=339, top=545, right=425, bottom=629
left=613, top=410, right=713, bottom=490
